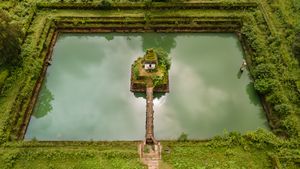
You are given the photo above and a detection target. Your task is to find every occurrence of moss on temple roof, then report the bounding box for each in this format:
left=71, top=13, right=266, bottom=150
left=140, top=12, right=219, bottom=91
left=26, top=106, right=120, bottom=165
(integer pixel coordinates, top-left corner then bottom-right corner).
left=144, top=49, right=157, bottom=62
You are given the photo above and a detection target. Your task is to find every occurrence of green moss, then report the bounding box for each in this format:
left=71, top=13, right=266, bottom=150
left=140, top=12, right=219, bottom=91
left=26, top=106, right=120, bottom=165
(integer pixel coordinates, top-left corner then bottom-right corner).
left=144, top=49, right=157, bottom=62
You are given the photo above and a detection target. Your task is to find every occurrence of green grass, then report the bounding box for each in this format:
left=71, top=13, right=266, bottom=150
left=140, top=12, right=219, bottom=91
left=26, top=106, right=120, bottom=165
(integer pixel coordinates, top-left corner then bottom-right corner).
left=0, top=142, right=145, bottom=169
left=160, top=130, right=300, bottom=168
left=0, top=130, right=298, bottom=169
left=162, top=143, right=271, bottom=169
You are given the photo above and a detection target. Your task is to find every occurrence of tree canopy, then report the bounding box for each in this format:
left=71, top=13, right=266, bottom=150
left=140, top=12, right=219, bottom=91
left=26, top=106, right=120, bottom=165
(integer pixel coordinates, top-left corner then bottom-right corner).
left=0, top=10, right=22, bottom=67
left=153, top=48, right=171, bottom=70
left=293, top=33, right=300, bottom=62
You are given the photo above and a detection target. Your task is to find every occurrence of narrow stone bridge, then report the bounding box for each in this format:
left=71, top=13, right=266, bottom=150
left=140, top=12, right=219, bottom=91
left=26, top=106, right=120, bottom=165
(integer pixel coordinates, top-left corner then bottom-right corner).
left=145, top=86, right=157, bottom=144
left=139, top=81, right=162, bottom=169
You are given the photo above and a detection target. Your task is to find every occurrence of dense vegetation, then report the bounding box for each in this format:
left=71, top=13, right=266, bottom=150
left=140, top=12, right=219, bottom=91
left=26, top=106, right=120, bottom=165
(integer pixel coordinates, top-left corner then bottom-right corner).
left=0, top=142, right=145, bottom=169
left=242, top=0, right=300, bottom=139
left=154, top=48, right=171, bottom=71
left=0, top=10, right=22, bottom=67
left=294, top=33, right=300, bottom=62
left=131, top=48, right=169, bottom=89
left=163, top=130, right=300, bottom=169
left=0, top=0, right=299, bottom=168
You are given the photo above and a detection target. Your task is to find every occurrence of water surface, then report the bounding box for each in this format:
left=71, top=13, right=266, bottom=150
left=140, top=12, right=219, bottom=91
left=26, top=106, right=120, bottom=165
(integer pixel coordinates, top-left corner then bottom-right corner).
left=25, top=33, right=268, bottom=140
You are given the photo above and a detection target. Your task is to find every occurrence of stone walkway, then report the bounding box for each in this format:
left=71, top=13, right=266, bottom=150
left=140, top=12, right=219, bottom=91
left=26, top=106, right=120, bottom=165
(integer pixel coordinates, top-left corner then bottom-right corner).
left=145, top=86, right=156, bottom=144
left=139, top=142, right=162, bottom=169
left=140, top=81, right=161, bottom=169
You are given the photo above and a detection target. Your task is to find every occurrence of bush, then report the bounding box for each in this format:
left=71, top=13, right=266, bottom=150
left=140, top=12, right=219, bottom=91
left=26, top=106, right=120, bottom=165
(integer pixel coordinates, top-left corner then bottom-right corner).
left=244, top=129, right=281, bottom=148
left=153, top=48, right=171, bottom=70
left=152, top=75, right=163, bottom=87
left=133, top=63, right=139, bottom=79
left=101, top=0, right=112, bottom=9
left=266, top=91, right=289, bottom=106
left=254, top=78, right=279, bottom=94
left=292, top=32, right=300, bottom=62
left=281, top=115, right=300, bottom=138
left=274, top=104, right=293, bottom=118
left=177, top=132, right=188, bottom=142
left=0, top=69, right=9, bottom=91
left=252, top=63, right=277, bottom=79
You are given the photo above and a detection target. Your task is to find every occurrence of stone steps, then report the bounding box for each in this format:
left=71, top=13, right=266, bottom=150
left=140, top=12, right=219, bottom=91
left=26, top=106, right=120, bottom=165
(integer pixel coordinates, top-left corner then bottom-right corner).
left=139, top=142, right=162, bottom=169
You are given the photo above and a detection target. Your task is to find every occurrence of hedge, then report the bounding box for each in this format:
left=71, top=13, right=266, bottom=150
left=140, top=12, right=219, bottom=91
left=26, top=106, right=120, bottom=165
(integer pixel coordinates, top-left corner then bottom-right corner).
left=36, top=1, right=258, bottom=10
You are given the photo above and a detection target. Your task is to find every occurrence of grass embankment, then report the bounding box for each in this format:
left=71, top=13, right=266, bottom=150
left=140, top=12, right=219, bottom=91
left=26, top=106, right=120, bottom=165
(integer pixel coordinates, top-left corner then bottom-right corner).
left=0, top=142, right=145, bottom=169
left=0, top=142, right=270, bottom=169
left=162, top=143, right=270, bottom=168
left=0, top=130, right=298, bottom=169
left=161, top=130, right=300, bottom=169
left=242, top=0, right=300, bottom=138
left=260, top=0, right=300, bottom=135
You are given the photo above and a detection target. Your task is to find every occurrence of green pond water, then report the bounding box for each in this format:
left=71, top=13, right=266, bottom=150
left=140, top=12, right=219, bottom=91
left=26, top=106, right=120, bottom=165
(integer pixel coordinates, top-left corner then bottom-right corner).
left=25, top=33, right=268, bottom=141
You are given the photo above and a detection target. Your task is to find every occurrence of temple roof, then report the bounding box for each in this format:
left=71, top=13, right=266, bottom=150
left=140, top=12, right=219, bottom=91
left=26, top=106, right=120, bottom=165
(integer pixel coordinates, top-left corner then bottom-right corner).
left=144, top=49, right=157, bottom=63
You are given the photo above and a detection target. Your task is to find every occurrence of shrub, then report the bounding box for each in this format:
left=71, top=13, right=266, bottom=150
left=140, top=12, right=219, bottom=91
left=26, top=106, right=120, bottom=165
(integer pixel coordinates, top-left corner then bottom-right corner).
left=266, top=91, right=289, bottom=106
left=101, top=0, right=112, bottom=9
left=281, top=115, right=300, bottom=138
left=152, top=75, right=163, bottom=87
left=274, top=104, right=293, bottom=118
left=177, top=132, right=188, bottom=142
left=252, top=63, right=277, bottom=79
left=254, top=78, right=278, bottom=94
left=133, top=63, right=139, bottom=79
left=292, top=32, right=300, bottom=62
left=244, top=129, right=281, bottom=148
left=0, top=10, right=23, bottom=66
left=0, top=69, right=9, bottom=91
left=153, top=48, right=171, bottom=70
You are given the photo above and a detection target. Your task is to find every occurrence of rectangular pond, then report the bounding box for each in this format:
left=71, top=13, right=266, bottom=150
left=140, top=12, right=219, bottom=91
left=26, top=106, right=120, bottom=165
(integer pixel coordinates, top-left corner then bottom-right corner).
left=25, top=33, right=268, bottom=141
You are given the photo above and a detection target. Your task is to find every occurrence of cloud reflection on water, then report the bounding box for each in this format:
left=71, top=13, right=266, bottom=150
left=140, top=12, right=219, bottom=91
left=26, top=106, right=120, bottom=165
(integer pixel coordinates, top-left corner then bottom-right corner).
left=26, top=33, right=268, bottom=141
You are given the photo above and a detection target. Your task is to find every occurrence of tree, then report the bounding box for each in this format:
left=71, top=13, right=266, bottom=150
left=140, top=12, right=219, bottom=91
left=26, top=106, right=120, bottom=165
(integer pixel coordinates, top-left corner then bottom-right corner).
left=0, top=10, right=22, bottom=66
left=293, top=32, right=300, bottom=62
left=153, top=48, right=171, bottom=70
left=32, top=83, right=54, bottom=119
left=101, top=0, right=112, bottom=8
